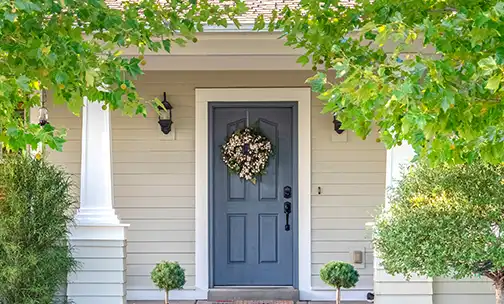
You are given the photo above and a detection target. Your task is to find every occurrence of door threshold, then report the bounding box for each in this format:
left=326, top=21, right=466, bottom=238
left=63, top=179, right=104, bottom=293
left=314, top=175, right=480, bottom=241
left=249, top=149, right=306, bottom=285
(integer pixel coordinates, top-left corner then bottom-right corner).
left=208, top=287, right=299, bottom=301
left=212, top=286, right=295, bottom=289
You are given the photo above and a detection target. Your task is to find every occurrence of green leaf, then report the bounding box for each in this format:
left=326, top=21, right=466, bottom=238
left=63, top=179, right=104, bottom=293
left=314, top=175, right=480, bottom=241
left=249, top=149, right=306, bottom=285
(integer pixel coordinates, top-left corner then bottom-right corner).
left=486, top=74, right=502, bottom=92
left=55, top=71, right=68, bottom=84
left=478, top=57, right=497, bottom=72
left=174, top=38, right=186, bottom=46
left=162, top=39, right=171, bottom=53
left=16, top=75, right=30, bottom=91
left=306, top=72, right=326, bottom=93
left=85, top=70, right=96, bottom=87
left=496, top=47, right=504, bottom=65
left=441, top=96, right=451, bottom=112
left=4, top=12, right=17, bottom=22
left=494, top=2, right=504, bottom=16
left=296, top=55, right=310, bottom=66
left=14, top=0, right=41, bottom=12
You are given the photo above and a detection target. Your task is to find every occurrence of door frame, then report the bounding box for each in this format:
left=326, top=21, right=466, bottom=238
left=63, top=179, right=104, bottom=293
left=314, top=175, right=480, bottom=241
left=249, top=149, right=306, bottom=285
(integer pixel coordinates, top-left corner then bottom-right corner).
left=209, top=102, right=298, bottom=288
left=195, top=88, right=312, bottom=297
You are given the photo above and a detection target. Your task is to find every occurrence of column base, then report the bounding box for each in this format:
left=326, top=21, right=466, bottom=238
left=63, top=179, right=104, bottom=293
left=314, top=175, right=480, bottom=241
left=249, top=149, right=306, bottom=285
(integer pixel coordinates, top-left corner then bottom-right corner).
left=75, top=208, right=121, bottom=225
left=67, top=224, right=129, bottom=304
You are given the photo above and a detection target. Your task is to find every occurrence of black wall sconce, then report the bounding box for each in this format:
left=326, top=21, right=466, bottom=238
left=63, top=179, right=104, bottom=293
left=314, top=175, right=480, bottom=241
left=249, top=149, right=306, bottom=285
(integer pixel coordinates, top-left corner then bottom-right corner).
left=158, top=92, right=173, bottom=135
left=39, top=89, right=49, bottom=126
left=333, top=115, right=344, bottom=134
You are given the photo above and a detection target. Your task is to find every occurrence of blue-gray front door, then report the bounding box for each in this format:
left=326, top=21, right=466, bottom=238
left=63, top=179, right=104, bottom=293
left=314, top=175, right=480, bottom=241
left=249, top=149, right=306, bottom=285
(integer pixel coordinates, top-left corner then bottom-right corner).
left=211, top=104, right=296, bottom=286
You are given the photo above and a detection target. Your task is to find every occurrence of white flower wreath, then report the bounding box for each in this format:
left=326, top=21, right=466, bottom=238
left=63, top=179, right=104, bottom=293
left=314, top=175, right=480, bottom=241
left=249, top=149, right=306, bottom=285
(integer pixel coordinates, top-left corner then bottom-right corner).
left=221, top=127, right=274, bottom=183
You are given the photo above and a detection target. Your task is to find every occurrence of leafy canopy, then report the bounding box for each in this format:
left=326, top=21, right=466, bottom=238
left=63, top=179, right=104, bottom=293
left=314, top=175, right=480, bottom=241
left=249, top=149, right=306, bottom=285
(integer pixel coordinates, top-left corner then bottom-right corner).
left=0, top=0, right=246, bottom=151
left=374, top=161, right=504, bottom=283
left=260, top=0, right=504, bottom=164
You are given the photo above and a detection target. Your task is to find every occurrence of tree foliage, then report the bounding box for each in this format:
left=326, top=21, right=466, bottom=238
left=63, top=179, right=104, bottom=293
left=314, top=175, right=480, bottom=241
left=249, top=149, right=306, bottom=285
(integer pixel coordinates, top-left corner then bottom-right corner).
left=0, top=0, right=246, bottom=152
left=261, top=0, right=504, bottom=164
left=374, top=160, right=504, bottom=302
left=0, top=154, right=77, bottom=304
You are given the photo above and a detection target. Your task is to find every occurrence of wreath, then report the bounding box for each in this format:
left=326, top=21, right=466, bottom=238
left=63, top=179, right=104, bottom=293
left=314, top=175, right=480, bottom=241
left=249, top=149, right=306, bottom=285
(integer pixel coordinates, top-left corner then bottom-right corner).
left=221, top=127, right=274, bottom=183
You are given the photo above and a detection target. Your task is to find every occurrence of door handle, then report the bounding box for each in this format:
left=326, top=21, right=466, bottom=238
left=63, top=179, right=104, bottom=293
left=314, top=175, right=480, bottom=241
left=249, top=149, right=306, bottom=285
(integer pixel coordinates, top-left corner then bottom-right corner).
left=284, top=201, right=292, bottom=231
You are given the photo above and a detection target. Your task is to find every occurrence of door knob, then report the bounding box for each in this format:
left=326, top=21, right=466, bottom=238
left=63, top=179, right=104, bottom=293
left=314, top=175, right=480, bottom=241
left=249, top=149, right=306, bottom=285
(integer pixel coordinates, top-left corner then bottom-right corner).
left=284, top=201, right=291, bottom=231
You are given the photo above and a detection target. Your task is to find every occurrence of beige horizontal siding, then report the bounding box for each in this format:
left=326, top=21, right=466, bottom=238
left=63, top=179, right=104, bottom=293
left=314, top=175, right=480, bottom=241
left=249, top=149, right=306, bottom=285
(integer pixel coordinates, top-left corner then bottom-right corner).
left=115, top=71, right=315, bottom=293
left=47, top=70, right=384, bottom=296
left=433, top=277, right=494, bottom=304
left=45, top=98, right=82, bottom=196
left=310, top=100, right=385, bottom=292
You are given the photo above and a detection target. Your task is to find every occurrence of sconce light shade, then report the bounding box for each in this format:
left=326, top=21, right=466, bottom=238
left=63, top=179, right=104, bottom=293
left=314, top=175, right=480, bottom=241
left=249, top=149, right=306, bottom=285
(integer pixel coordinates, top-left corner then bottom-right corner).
left=38, top=106, right=49, bottom=126
left=158, top=92, right=173, bottom=135
left=39, top=89, right=49, bottom=126
left=333, top=115, right=344, bottom=134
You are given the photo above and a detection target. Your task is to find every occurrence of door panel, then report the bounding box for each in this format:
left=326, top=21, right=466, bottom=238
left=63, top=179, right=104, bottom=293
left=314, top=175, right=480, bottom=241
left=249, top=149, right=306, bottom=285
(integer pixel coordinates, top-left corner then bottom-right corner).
left=212, top=105, right=295, bottom=286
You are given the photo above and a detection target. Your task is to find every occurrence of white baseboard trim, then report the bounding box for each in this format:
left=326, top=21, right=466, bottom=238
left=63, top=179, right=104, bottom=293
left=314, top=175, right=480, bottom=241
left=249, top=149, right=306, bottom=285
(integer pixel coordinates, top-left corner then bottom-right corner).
left=127, top=289, right=208, bottom=301
left=127, top=289, right=371, bottom=302
left=303, top=290, right=371, bottom=302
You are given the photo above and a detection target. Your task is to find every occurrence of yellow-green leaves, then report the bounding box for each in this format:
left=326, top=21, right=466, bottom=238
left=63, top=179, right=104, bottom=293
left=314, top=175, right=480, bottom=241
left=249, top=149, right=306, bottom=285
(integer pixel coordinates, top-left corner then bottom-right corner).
left=265, top=0, right=504, bottom=165
left=0, top=0, right=247, bottom=151
left=486, top=74, right=502, bottom=92
left=85, top=70, right=98, bottom=87
left=478, top=57, right=498, bottom=74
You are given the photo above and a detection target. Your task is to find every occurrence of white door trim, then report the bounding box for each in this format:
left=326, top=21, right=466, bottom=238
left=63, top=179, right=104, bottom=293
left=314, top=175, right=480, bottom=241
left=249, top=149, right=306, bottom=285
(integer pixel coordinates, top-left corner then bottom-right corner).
left=194, top=88, right=312, bottom=298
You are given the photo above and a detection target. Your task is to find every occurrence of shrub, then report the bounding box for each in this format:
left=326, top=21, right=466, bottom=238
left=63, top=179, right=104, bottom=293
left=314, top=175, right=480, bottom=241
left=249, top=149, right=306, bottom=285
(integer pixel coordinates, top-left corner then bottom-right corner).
left=374, top=160, right=504, bottom=304
left=0, top=154, right=77, bottom=304
left=151, top=261, right=186, bottom=304
left=320, top=261, right=359, bottom=304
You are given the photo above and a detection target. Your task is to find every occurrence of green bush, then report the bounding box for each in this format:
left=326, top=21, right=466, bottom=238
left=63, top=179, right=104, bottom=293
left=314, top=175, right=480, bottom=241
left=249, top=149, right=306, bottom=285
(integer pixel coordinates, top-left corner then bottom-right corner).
left=0, top=155, right=77, bottom=304
left=374, top=160, right=504, bottom=304
left=320, top=261, right=359, bottom=304
left=151, top=261, right=186, bottom=304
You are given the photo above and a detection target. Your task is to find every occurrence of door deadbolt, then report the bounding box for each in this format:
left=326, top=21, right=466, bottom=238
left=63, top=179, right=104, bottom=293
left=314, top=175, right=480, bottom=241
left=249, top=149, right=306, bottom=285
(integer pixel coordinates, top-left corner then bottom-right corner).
left=283, top=186, right=292, bottom=199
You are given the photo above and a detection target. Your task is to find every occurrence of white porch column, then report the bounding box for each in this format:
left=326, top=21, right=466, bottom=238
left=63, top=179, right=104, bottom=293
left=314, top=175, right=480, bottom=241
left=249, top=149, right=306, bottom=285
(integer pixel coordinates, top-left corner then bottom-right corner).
left=67, top=98, right=128, bottom=304
left=374, top=143, right=433, bottom=304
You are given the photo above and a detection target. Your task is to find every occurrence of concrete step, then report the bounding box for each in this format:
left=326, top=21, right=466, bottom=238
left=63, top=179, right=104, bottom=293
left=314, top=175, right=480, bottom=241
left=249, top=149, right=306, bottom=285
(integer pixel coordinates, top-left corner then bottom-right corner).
left=208, top=288, right=299, bottom=301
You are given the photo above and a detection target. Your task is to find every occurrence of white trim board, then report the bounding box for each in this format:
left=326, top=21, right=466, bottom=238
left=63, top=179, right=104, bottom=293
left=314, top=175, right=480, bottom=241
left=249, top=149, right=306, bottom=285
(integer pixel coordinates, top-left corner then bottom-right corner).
left=195, top=88, right=312, bottom=299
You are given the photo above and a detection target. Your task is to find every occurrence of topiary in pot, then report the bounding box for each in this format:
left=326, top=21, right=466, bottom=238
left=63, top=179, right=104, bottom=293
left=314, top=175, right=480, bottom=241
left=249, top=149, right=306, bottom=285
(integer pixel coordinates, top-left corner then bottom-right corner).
left=320, top=261, right=360, bottom=304
left=151, top=261, right=186, bottom=304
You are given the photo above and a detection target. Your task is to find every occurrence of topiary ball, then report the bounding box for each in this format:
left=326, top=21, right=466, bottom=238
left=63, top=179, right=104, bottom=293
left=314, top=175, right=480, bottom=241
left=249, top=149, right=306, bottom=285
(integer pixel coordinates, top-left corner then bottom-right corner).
left=151, top=261, right=186, bottom=292
left=320, top=261, right=359, bottom=289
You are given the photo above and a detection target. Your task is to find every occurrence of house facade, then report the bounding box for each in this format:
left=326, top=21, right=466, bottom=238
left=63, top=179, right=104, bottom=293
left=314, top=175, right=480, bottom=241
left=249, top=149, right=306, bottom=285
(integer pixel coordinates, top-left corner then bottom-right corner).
left=44, top=30, right=494, bottom=304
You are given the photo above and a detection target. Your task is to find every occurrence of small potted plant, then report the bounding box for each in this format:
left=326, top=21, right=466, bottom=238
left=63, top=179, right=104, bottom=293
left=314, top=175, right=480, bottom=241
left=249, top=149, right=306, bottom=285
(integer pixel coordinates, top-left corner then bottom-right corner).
left=151, top=261, right=186, bottom=304
left=320, top=261, right=360, bottom=304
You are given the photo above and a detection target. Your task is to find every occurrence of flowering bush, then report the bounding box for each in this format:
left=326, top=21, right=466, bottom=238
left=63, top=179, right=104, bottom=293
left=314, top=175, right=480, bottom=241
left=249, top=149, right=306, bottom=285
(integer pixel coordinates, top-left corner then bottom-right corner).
left=221, top=127, right=274, bottom=183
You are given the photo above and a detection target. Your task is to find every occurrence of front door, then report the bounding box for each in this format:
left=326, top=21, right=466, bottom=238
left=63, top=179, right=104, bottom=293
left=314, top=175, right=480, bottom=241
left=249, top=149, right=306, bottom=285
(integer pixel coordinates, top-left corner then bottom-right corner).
left=211, top=104, right=296, bottom=286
